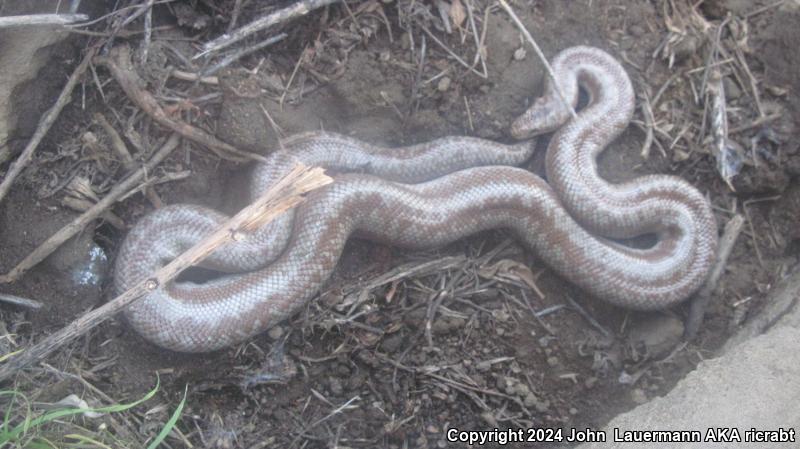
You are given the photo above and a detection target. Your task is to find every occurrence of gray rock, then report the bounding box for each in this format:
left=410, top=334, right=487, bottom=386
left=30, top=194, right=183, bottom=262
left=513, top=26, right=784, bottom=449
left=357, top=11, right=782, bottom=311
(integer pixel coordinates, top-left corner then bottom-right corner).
left=626, top=314, right=684, bottom=359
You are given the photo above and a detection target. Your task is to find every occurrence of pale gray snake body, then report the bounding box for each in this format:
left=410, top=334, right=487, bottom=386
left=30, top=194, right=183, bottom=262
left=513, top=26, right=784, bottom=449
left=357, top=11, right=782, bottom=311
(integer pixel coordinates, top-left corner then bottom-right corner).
left=114, top=46, right=718, bottom=352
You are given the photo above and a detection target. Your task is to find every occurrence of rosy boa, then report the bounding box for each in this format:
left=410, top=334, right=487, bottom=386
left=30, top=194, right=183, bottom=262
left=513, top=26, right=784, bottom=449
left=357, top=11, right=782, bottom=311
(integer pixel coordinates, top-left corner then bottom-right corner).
left=114, top=46, right=718, bottom=352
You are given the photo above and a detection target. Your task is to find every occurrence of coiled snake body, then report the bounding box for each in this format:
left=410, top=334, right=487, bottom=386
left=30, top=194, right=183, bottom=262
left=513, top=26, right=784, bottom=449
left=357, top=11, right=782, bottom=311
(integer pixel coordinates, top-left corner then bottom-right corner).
left=115, top=47, right=718, bottom=352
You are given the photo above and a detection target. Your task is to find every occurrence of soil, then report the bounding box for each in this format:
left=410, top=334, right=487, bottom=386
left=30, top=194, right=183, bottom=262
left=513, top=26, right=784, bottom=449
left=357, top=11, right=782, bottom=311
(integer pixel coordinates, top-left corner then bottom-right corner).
left=1, top=0, right=799, bottom=448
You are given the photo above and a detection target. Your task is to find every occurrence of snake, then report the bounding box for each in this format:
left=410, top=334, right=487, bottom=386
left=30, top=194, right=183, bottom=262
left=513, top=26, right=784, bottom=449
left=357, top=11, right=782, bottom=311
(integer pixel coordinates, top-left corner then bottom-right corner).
left=114, top=46, right=718, bottom=352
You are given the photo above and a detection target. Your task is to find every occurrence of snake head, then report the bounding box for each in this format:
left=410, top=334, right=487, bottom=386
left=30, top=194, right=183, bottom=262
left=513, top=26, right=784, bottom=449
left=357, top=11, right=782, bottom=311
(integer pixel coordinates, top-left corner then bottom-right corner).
left=510, top=95, right=574, bottom=140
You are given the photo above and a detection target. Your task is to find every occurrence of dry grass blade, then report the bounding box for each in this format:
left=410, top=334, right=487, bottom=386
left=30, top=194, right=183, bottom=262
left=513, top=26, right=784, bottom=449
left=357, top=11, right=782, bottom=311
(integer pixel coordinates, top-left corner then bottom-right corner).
left=0, top=163, right=331, bottom=383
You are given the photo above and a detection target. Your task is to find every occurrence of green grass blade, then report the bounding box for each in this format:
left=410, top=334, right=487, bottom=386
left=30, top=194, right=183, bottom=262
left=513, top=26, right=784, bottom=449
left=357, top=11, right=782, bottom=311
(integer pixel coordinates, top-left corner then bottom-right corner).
left=146, top=384, right=187, bottom=449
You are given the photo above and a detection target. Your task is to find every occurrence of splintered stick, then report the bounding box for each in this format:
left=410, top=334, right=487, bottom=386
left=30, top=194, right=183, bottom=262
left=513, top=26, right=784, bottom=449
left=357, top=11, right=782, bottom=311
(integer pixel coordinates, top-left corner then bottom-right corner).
left=0, top=164, right=332, bottom=383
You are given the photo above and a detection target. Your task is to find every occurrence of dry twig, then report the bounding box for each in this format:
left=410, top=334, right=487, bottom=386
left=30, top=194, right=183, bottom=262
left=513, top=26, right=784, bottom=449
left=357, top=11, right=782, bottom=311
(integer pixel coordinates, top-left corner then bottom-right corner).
left=0, top=293, right=44, bottom=310
left=0, top=163, right=332, bottom=382
left=685, top=214, right=745, bottom=340
left=0, top=14, right=87, bottom=28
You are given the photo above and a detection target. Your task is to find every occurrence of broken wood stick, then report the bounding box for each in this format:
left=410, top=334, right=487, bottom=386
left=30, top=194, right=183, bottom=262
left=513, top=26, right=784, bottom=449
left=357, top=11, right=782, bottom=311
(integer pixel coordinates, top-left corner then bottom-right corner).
left=685, top=213, right=745, bottom=340
left=0, top=14, right=88, bottom=28
left=0, top=163, right=332, bottom=383
left=0, top=134, right=181, bottom=284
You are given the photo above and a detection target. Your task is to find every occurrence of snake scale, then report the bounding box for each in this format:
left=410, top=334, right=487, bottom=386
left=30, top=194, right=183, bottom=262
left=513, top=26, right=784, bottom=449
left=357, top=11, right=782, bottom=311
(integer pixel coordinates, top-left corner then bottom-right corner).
left=114, top=46, right=718, bottom=352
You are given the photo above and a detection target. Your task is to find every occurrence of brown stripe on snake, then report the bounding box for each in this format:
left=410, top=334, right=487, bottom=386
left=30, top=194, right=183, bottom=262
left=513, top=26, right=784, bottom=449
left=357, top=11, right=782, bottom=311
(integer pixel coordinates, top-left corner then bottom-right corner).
left=114, top=46, right=718, bottom=352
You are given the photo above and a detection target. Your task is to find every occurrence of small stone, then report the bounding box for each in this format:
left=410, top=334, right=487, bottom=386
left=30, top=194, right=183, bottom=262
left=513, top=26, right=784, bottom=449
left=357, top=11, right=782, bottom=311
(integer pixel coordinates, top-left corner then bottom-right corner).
left=569, top=407, right=578, bottom=415
left=329, top=377, right=343, bottom=395
left=267, top=326, right=284, bottom=340
left=380, top=333, right=405, bottom=352
left=627, top=314, right=684, bottom=359
left=723, top=76, right=742, bottom=99
left=481, top=411, right=498, bottom=426
left=512, top=382, right=530, bottom=397
left=631, top=388, right=648, bottom=404
left=476, top=360, right=493, bottom=372
left=513, top=47, right=527, bottom=60
left=629, top=25, right=646, bottom=37
left=584, top=376, right=598, bottom=389
left=546, top=356, right=559, bottom=367
left=534, top=398, right=550, bottom=413
left=401, top=32, right=411, bottom=50
left=437, top=76, right=451, bottom=92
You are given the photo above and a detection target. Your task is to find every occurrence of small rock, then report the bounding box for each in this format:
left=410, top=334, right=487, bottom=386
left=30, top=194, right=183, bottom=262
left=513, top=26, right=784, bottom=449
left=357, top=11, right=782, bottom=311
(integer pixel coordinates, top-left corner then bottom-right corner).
left=437, top=76, right=451, bottom=92
left=267, top=326, right=284, bottom=340
left=627, top=314, right=684, bottom=359
left=546, top=356, right=559, bottom=367
left=631, top=388, right=648, bottom=404
left=524, top=394, right=550, bottom=413
left=329, top=377, right=343, bottom=395
left=523, top=392, right=539, bottom=408
left=513, top=47, right=527, bottom=60
left=512, top=382, right=530, bottom=397
left=629, top=25, right=645, bottom=37
left=723, top=76, right=742, bottom=99
left=380, top=333, right=405, bottom=352
left=584, top=376, right=598, bottom=389
left=475, top=360, right=493, bottom=372
left=400, top=32, right=411, bottom=50
left=481, top=411, right=498, bottom=426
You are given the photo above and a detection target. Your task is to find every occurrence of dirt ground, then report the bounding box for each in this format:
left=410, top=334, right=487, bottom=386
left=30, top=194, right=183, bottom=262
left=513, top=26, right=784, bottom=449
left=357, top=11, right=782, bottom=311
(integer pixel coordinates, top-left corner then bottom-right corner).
left=1, top=0, right=799, bottom=447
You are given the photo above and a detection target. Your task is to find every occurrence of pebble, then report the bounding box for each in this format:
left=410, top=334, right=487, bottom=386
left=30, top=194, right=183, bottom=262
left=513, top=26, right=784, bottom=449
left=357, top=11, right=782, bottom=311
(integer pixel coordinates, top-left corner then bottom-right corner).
left=329, top=377, right=344, bottom=395
left=481, top=411, right=498, bottom=427
left=513, top=47, right=527, bottom=60
left=631, top=388, right=648, bottom=404
left=525, top=394, right=550, bottom=413
left=627, top=314, right=684, bottom=359
left=267, top=326, right=283, bottom=340
left=437, top=76, right=451, bottom=92
left=723, top=76, right=742, bottom=99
